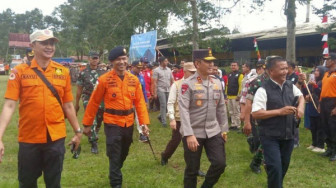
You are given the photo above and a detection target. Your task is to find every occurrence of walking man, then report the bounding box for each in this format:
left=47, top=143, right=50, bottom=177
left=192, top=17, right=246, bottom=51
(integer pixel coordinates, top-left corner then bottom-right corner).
left=0, top=28, right=82, bottom=187
left=75, top=51, right=106, bottom=154
left=179, top=48, right=228, bottom=188
left=82, top=46, right=150, bottom=188
left=252, top=56, right=304, bottom=188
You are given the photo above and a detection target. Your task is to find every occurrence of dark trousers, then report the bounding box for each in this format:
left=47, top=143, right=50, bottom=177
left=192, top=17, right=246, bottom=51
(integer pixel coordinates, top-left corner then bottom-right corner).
left=18, top=136, right=65, bottom=188
left=161, top=121, right=182, bottom=160
left=320, top=98, right=336, bottom=152
left=260, top=137, right=294, bottom=188
left=104, top=124, right=133, bottom=187
left=182, top=133, right=226, bottom=188
left=251, top=117, right=260, bottom=152
left=309, top=116, right=325, bottom=149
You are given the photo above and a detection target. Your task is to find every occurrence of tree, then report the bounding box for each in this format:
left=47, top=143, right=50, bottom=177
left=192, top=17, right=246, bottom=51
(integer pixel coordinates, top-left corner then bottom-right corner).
left=285, top=0, right=296, bottom=62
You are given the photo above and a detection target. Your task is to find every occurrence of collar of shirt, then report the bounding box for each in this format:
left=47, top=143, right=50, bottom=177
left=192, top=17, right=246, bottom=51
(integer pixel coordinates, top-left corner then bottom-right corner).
left=269, top=78, right=286, bottom=90
left=159, top=65, right=167, bottom=70
left=30, top=59, right=58, bottom=71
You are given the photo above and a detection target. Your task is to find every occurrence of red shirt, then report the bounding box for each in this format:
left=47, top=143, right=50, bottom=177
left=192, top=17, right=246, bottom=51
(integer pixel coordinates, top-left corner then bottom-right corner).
left=142, top=69, right=152, bottom=98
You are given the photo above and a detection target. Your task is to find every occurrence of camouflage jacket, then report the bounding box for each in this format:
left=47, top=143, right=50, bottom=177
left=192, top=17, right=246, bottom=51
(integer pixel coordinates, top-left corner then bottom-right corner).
left=77, top=66, right=106, bottom=101
left=246, top=72, right=270, bottom=101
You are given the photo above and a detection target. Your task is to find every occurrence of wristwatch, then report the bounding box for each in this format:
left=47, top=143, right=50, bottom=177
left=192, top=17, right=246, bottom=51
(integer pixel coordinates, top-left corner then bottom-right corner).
left=75, top=128, right=83, bottom=134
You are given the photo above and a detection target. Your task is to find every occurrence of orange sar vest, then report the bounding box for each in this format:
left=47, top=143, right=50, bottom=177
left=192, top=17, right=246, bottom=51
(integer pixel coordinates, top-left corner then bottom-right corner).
left=82, top=69, right=150, bottom=127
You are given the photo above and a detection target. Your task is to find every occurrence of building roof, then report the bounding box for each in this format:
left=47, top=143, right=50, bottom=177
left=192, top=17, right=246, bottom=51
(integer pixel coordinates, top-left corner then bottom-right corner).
left=8, top=33, right=30, bottom=48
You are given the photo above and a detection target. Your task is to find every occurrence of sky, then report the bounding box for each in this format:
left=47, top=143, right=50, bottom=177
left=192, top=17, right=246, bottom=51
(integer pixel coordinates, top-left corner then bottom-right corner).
left=0, top=0, right=332, bottom=34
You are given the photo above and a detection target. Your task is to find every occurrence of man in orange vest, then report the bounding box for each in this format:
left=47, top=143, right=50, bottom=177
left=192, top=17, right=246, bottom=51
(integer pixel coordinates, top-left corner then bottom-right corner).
left=0, top=28, right=82, bottom=187
left=82, top=46, right=150, bottom=188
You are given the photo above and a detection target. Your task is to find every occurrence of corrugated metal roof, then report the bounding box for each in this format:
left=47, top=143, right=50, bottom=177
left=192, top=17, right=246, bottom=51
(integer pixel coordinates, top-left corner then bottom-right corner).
left=8, top=33, right=30, bottom=48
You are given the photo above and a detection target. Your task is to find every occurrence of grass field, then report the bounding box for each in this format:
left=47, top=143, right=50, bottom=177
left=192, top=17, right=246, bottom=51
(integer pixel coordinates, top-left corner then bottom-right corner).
left=0, top=74, right=335, bottom=188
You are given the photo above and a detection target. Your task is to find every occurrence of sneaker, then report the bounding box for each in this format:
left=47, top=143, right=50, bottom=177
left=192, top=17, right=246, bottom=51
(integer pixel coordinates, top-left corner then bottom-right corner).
left=139, top=133, right=149, bottom=143
left=312, top=147, right=326, bottom=153
left=162, top=124, right=167, bottom=128
left=306, top=145, right=315, bottom=150
left=229, top=126, right=239, bottom=131
left=91, top=142, right=98, bottom=154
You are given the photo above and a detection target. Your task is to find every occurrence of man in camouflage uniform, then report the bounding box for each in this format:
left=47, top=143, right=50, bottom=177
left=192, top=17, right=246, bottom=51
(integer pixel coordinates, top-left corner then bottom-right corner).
left=242, top=59, right=268, bottom=174
left=75, top=52, right=106, bottom=154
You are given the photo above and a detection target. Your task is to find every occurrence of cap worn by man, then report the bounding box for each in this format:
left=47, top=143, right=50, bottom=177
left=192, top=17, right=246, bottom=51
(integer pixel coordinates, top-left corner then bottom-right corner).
left=29, top=29, right=59, bottom=43
left=140, top=57, right=149, bottom=63
left=108, top=46, right=127, bottom=61
left=132, top=60, right=143, bottom=67
left=192, top=48, right=216, bottom=61
left=89, top=51, right=99, bottom=58
left=256, top=59, right=266, bottom=68
left=184, top=62, right=196, bottom=72
left=26, top=48, right=34, bottom=57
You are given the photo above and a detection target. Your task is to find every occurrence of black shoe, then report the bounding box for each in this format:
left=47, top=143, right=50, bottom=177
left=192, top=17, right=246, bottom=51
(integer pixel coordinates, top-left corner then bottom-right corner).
left=112, top=185, right=121, bottom=188
left=91, top=142, right=98, bottom=154
left=161, top=154, right=168, bottom=166
left=157, top=116, right=162, bottom=123
left=139, top=133, right=149, bottom=143
left=162, top=123, right=167, bottom=128
left=229, top=126, right=239, bottom=131
left=201, top=180, right=214, bottom=188
left=321, top=149, right=332, bottom=157
left=198, top=170, right=206, bottom=177
left=250, top=162, right=261, bottom=174
left=329, top=154, right=336, bottom=161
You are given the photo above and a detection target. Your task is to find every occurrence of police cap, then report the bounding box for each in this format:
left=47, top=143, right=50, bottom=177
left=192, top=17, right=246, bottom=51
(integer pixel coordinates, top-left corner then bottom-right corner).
left=108, top=46, right=127, bottom=61
left=193, top=47, right=216, bottom=62
left=89, top=51, right=99, bottom=58
left=132, top=60, right=143, bottom=67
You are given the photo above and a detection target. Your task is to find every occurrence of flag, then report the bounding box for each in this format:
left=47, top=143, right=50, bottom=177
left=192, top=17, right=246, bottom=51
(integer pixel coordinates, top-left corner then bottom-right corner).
left=321, top=34, right=328, bottom=41
left=323, top=47, right=329, bottom=55
left=253, top=37, right=261, bottom=60
left=322, top=16, right=328, bottom=23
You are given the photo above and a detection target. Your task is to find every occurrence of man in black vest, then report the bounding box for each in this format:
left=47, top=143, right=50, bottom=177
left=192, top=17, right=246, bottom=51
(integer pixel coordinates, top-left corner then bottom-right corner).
left=226, top=62, right=244, bottom=130
left=251, top=56, right=304, bottom=188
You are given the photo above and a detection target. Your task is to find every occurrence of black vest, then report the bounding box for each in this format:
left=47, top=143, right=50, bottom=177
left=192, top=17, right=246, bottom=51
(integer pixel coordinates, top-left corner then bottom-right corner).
left=227, top=71, right=241, bottom=96
left=258, top=80, right=295, bottom=140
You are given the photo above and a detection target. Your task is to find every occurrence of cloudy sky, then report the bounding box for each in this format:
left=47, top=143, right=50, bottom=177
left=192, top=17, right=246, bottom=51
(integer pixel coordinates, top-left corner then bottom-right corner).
left=0, top=0, right=332, bottom=33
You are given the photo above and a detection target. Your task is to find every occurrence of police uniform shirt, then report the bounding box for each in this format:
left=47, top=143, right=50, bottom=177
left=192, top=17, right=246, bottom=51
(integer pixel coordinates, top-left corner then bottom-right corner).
left=178, top=72, right=228, bottom=138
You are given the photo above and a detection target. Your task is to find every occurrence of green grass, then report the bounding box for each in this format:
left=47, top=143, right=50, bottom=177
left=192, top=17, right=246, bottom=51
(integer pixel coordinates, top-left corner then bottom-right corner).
left=0, top=74, right=335, bottom=188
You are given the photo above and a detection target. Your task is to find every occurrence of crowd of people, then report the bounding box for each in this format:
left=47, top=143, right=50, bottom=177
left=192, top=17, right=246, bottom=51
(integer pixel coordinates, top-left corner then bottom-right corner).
left=0, top=28, right=336, bottom=188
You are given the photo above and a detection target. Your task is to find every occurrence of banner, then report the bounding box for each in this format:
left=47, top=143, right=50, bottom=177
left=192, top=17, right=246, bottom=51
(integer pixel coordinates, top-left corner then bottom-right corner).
left=129, top=30, right=157, bottom=63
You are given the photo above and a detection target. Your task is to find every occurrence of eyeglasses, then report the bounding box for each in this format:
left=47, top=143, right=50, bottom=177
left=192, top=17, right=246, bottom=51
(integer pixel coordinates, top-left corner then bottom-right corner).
left=92, top=57, right=99, bottom=60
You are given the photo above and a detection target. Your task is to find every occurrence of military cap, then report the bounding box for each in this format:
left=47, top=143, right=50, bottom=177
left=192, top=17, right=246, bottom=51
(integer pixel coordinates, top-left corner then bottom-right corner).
left=108, top=46, right=127, bottom=61
left=89, top=51, right=99, bottom=57
left=132, top=60, right=143, bottom=67
left=26, top=48, right=34, bottom=57
left=324, top=52, right=336, bottom=60
left=256, top=59, right=266, bottom=68
left=192, top=47, right=216, bottom=61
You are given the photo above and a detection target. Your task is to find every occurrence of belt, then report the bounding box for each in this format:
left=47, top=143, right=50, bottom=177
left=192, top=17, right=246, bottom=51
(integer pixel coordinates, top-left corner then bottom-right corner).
left=105, top=108, right=134, bottom=116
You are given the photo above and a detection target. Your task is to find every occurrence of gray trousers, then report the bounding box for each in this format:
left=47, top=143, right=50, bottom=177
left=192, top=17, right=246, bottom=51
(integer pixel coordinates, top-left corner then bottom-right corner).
left=157, top=91, right=169, bottom=124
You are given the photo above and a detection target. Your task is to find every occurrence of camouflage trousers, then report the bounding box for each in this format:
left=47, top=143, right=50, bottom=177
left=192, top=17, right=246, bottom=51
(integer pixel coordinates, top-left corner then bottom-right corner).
left=83, top=101, right=104, bottom=143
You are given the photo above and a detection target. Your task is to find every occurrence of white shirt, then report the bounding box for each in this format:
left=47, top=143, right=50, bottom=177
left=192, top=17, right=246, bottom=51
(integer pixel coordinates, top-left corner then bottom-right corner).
left=167, top=78, right=184, bottom=120
left=252, top=79, right=303, bottom=112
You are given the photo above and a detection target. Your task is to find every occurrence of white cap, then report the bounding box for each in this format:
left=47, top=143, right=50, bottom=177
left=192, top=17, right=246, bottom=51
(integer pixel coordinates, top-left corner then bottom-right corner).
left=30, top=29, right=59, bottom=43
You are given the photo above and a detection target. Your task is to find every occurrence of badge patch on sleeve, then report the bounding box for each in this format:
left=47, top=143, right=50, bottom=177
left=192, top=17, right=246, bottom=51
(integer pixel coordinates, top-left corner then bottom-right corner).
left=9, top=73, right=16, bottom=80
left=181, top=84, right=188, bottom=95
